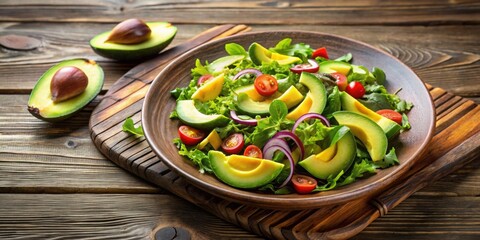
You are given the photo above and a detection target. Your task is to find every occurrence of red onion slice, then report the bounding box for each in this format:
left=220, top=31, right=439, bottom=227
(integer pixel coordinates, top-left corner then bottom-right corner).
left=233, top=68, right=262, bottom=80
left=263, top=138, right=295, bottom=188
left=230, top=110, right=258, bottom=126
left=273, top=130, right=305, bottom=160
left=290, top=59, right=319, bottom=74
left=292, top=113, right=330, bottom=133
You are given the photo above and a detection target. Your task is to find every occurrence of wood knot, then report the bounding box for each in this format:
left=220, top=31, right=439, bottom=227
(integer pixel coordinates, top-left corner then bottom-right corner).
left=0, top=34, right=42, bottom=51
left=65, top=140, right=78, bottom=149
left=154, top=227, right=190, bottom=240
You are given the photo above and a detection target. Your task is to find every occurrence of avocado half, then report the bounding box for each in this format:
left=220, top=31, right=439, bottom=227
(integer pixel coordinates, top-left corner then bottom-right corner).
left=89, top=22, right=177, bottom=61
left=28, top=59, right=104, bottom=122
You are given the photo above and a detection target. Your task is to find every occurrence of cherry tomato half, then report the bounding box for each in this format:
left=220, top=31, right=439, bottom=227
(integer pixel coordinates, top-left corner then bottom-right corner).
left=345, top=81, right=366, bottom=99
left=291, top=174, right=317, bottom=194
left=244, top=145, right=263, bottom=158
left=330, top=72, right=348, bottom=91
left=312, top=47, right=329, bottom=59
left=178, top=125, right=205, bottom=146
left=221, top=133, right=245, bottom=155
left=376, top=109, right=403, bottom=125
left=197, top=74, right=213, bottom=86
left=254, top=74, right=278, bottom=97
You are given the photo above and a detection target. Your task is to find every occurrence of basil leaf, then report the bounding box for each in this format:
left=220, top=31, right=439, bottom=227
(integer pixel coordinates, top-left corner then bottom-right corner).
left=225, top=43, right=247, bottom=56
left=334, top=53, right=352, bottom=62
left=269, top=100, right=288, bottom=122
left=122, top=117, right=144, bottom=136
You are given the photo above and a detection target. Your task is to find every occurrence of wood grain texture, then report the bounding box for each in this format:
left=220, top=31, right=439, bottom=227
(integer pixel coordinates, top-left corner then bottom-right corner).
left=1, top=23, right=478, bottom=103
left=1, top=1, right=479, bottom=239
left=0, top=0, right=478, bottom=25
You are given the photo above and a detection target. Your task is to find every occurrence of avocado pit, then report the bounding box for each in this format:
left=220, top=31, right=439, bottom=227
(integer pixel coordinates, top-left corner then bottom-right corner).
left=50, top=66, right=88, bottom=103
left=105, top=18, right=152, bottom=44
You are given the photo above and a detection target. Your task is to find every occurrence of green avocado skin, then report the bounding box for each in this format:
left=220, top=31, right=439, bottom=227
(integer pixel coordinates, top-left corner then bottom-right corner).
left=90, top=23, right=177, bottom=61
left=27, top=59, right=104, bottom=122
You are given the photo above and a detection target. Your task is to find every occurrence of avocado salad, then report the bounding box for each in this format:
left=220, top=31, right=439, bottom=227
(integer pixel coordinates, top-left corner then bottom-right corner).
left=169, top=38, right=413, bottom=194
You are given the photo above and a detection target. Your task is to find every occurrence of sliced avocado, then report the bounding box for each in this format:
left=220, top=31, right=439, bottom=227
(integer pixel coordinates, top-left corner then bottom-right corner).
left=90, top=22, right=177, bottom=61
left=299, top=131, right=356, bottom=179
left=209, top=150, right=284, bottom=189
left=236, top=86, right=304, bottom=116
left=208, top=55, right=245, bottom=74
left=28, top=59, right=104, bottom=122
left=333, top=111, right=387, bottom=161
left=340, top=92, right=401, bottom=138
left=176, top=100, right=230, bottom=130
left=298, top=72, right=327, bottom=114
left=197, top=130, right=222, bottom=150
left=286, top=92, right=313, bottom=120
left=248, top=42, right=301, bottom=66
left=319, top=60, right=352, bottom=76
left=191, top=73, right=225, bottom=102
left=233, top=84, right=270, bottom=102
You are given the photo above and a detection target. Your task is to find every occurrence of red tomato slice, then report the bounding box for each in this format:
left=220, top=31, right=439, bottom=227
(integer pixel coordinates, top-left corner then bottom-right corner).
left=312, top=47, right=329, bottom=59
left=244, top=145, right=263, bottom=158
left=197, top=74, right=213, bottom=86
left=291, top=174, right=317, bottom=194
left=254, top=74, right=278, bottom=97
left=330, top=72, right=348, bottom=91
left=178, top=125, right=205, bottom=145
left=345, top=81, right=365, bottom=99
left=221, top=133, right=245, bottom=154
left=376, top=109, right=403, bottom=125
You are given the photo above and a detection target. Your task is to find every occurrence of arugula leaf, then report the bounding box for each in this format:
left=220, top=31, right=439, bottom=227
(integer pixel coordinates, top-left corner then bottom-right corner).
left=371, top=67, right=386, bottom=85
left=225, top=43, right=247, bottom=56
left=374, top=148, right=400, bottom=168
left=334, top=53, right=353, bottom=62
left=122, top=117, right=144, bottom=136
left=191, top=59, right=210, bottom=76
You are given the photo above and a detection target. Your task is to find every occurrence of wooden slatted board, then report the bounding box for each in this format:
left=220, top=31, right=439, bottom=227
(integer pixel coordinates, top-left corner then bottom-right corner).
left=89, top=25, right=480, bottom=240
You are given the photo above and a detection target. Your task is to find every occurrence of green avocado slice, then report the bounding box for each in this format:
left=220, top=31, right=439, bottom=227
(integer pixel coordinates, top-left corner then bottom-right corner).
left=176, top=100, right=230, bottom=130
left=333, top=111, right=388, bottom=161
left=299, top=131, right=356, bottom=179
left=209, top=151, right=284, bottom=189
left=27, top=59, right=104, bottom=122
left=89, top=22, right=177, bottom=61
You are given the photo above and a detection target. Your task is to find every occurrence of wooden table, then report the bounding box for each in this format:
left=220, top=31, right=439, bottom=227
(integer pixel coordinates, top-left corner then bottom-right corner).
left=1, top=1, right=479, bottom=239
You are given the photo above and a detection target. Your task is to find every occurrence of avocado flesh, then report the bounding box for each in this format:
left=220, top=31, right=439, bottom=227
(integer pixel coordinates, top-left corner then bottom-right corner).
left=333, top=111, right=388, bottom=161
left=298, top=72, right=327, bottom=114
left=340, top=92, right=402, bottom=138
left=299, top=131, right=356, bottom=179
left=89, top=22, right=177, bottom=61
left=318, top=60, right=352, bottom=76
left=27, top=59, right=104, bottom=122
left=209, top=151, right=284, bottom=189
left=236, top=86, right=304, bottom=116
left=248, top=42, right=301, bottom=66
left=176, top=100, right=230, bottom=130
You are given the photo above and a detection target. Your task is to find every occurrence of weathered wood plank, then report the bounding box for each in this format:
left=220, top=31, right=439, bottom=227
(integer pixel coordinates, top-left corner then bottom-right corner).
left=1, top=23, right=478, bottom=102
left=0, top=193, right=262, bottom=239
left=0, top=0, right=478, bottom=24
left=0, top=193, right=477, bottom=239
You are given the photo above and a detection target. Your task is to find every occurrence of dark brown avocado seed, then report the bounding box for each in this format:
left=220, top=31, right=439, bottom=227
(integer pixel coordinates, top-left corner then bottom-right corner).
left=50, top=66, right=88, bottom=103
left=105, top=18, right=152, bottom=44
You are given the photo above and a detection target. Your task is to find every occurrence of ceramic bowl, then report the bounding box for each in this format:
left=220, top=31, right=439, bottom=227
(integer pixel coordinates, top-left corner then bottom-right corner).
left=142, top=31, right=435, bottom=209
